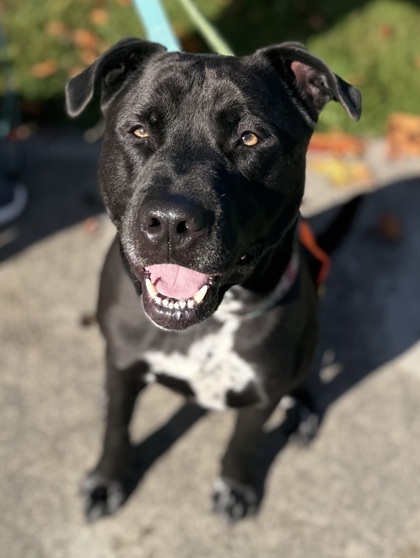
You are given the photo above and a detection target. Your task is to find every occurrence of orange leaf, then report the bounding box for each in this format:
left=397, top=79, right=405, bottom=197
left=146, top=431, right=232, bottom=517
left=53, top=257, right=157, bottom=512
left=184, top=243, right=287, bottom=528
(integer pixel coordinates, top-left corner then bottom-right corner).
left=78, top=49, right=98, bottom=66
left=45, top=20, right=68, bottom=38
left=30, top=60, right=59, bottom=79
left=387, top=112, right=420, bottom=158
left=379, top=24, right=394, bottom=39
left=309, top=132, right=365, bottom=157
left=67, top=65, right=85, bottom=78
left=72, top=28, right=99, bottom=50
left=89, top=8, right=109, bottom=26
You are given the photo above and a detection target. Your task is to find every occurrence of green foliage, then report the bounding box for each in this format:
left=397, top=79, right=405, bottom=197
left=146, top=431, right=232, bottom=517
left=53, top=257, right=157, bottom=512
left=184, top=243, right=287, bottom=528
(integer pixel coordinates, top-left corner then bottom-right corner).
left=1, top=0, right=419, bottom=134
left=308, top=0, right=420, bottom=133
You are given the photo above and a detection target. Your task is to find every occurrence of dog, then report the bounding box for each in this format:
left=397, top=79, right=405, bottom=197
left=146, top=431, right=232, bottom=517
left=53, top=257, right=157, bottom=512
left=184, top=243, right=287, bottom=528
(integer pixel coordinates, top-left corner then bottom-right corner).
left=66, top=38, right=361, bottom=522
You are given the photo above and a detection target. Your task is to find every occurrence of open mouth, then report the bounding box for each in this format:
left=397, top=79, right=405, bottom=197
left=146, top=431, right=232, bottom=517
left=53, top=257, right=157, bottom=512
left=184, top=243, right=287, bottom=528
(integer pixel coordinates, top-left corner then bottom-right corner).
left=140, top=263, right=220, bottom=330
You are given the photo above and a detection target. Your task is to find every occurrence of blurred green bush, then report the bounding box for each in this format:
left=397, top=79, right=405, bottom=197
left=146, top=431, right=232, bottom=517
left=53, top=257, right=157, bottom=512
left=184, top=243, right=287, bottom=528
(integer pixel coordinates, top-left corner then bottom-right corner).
left=1, top=0, right=419, bottom=134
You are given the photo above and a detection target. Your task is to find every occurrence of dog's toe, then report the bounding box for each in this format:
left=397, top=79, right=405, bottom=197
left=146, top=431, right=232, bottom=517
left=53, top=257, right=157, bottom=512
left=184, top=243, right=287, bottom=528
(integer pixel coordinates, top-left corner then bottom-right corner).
left=288, top=404, right=320, bottom=446
left=81, top=471, right=126, bottom=521
left=293, top=411, right=320, bottom=445
left=212, top=477, right=258, bottom=523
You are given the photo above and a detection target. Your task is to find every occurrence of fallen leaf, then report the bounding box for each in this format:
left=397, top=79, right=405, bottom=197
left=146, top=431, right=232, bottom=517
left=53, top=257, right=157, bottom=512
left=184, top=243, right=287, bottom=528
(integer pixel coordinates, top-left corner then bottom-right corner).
left=89, top=8, right=109, bottom=26
left=309, top=132, right=365, bottom=157
left=78, top=48, right=97, bottom=66
left=30, top=60, right=59, bottom=78
left=310, top=158, right=373, bottom=187
left=45, top=20, right=68, bottom=38
left=376, top=213, right=402, bottom=243
left=83, top=217, right=100, bottom=235
left=72, top=28, right=99, bottom=49
left=379, top=24, right=393, bottom=38
left=387, top=112, right=420, bottom=158
left=67, top=65, right=86, bottom=78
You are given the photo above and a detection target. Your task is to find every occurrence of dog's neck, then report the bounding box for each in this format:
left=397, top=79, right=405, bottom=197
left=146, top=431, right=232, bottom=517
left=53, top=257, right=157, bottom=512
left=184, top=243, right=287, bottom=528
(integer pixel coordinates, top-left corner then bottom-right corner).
left=241, top=219, right=298, bottom=295
left=216, top=221, right=300, bottom=322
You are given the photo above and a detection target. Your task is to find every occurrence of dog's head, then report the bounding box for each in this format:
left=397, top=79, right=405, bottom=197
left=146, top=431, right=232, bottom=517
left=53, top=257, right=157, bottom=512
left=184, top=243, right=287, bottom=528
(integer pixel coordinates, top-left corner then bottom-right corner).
left=66, top=39, right=361, bottom=331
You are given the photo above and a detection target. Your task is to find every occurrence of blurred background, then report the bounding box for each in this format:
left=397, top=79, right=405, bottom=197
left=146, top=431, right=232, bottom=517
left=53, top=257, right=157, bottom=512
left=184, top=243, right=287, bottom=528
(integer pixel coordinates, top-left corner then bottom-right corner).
left=1, top=0, right=420, bottom=133
left=2, top=2, right=420, bottom=558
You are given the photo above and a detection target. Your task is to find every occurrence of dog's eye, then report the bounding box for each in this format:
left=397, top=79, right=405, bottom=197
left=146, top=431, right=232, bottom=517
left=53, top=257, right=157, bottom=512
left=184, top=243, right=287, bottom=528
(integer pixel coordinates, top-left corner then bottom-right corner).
left=132, top=127, right=150, bottom=139
left=241, top=132, right=259, bottom=147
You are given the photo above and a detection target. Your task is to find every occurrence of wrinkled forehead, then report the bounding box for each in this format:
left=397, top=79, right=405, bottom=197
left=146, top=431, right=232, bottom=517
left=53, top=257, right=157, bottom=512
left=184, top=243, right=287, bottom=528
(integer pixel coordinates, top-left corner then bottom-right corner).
left=133, top=52, right=267, bottom=116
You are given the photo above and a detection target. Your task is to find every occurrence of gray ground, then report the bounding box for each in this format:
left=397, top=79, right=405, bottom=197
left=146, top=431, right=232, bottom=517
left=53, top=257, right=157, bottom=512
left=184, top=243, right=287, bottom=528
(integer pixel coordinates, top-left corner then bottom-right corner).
left=1, top=130, right=420, bottom=558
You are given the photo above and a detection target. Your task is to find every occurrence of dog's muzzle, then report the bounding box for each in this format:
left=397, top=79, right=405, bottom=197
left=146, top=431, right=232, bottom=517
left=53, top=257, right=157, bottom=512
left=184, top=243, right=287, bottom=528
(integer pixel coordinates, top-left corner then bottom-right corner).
left=127, top=192, right=224, bottom=330
left=135, top=263, right=221, bottom=330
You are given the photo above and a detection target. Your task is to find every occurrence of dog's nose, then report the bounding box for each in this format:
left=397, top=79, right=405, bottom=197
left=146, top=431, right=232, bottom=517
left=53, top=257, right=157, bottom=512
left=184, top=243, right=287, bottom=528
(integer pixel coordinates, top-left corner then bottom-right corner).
left=139, top=195, right=212, bottom=248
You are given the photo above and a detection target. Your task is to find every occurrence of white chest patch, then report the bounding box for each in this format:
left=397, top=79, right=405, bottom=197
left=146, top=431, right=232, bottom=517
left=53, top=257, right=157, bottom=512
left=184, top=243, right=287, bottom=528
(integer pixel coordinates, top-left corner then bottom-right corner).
left=143, top=310, right=260, bottom=411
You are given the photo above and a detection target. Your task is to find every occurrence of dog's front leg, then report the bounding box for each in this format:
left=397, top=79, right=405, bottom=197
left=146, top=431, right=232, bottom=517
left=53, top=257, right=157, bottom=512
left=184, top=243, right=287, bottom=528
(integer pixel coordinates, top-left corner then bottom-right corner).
left=213, top=396, right=282, bottom=522
left=82, top=356, right=148, bottom=521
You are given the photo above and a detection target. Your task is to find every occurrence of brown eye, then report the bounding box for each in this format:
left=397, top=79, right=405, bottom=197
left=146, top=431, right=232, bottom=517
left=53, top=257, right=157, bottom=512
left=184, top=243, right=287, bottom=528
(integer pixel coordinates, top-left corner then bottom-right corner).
left=241, top=132, right=259, bottom=147
left=133, top=127, right=149, bottom=139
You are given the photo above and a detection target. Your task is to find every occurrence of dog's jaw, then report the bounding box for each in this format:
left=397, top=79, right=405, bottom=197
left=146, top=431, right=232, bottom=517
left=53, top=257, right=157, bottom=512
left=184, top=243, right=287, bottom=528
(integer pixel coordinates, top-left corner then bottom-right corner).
left=134, top=265, right=223, bottom=331
left=142, top=278, right=221, bottom=331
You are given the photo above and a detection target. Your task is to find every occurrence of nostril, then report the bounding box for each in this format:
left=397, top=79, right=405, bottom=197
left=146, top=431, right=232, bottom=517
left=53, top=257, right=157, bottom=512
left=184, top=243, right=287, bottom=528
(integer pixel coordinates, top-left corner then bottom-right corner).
left=176, top=221, right=188, bottom=234
left=150, top=217, right=161, bottom=228
left=144, top=216, right=161, bottom=229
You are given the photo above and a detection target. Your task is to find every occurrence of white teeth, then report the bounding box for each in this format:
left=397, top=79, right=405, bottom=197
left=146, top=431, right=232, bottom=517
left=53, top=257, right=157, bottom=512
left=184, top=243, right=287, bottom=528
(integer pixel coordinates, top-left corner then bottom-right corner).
left=145, top=278, right=158, bottom=298
left=193, top=284, right=208, bottom=304
left=146, top=277, right=210, bottom=311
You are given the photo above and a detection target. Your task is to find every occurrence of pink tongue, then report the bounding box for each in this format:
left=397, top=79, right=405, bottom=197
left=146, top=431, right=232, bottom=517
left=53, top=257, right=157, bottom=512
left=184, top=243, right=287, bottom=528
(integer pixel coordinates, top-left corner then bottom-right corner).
left=146, top=264, right=209, bottom=299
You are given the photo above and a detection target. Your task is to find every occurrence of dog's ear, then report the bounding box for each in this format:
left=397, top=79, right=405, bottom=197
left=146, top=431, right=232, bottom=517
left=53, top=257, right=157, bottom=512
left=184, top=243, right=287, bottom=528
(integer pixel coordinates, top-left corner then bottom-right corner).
left=65, top=38, right=166, bottom=117
left=255, top=42, right=361, bottom=123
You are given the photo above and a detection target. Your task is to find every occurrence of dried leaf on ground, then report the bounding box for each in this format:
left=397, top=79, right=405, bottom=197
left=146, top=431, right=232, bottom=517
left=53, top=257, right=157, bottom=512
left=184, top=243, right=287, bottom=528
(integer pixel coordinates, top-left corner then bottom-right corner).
left=78, top=49, right=98, bottom=66
left=30, top=60, right=59, bottom=79
left=376, top=213, right=403, bottom=243
left=45, top=20, right=69, bottom=38
left=72, top=28, right=100, bottom=50
left=83, top=217, right=100, bottom=235
left=387, top=112, right=420, bottom=158
left=309, top=132, right=366, bottom=157
left=309, top=158, right=373, bottom=187
left=89, top=9, right=109, bottom=26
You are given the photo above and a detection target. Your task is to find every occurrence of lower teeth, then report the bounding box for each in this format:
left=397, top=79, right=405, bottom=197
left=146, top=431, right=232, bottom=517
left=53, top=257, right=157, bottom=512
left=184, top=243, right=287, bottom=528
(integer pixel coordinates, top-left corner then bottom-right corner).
left=153, top=294, right=202, bottom=311
left=145, top=279, right=209, bottom=311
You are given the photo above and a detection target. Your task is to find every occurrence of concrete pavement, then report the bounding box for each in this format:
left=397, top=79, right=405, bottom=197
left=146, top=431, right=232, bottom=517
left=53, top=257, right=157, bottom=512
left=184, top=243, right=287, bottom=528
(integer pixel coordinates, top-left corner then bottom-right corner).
left=1, top=129, right=420, bottom=558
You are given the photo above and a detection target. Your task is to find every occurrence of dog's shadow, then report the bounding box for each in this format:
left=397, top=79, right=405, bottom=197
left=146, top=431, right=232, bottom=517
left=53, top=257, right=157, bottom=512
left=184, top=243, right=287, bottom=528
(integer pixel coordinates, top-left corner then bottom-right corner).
left=124, top=176, right=420, bottom=509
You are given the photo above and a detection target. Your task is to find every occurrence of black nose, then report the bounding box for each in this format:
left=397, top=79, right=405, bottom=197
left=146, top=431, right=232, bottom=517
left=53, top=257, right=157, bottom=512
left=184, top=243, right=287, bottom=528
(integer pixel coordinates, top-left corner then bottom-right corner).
left=139, top=194, right=212, bottom=249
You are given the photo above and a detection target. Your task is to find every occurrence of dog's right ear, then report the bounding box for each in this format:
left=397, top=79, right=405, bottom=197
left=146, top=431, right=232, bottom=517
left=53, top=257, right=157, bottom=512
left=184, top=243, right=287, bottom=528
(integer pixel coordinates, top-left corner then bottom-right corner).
left=65, top=38, right=166, bottom=117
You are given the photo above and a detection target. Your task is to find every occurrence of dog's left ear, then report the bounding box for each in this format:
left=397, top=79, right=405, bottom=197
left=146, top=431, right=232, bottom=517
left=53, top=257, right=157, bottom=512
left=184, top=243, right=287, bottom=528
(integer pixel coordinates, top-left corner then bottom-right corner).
left=256, top=42, right=361, bottom=123
left=66, top=37, right=166, bottom=117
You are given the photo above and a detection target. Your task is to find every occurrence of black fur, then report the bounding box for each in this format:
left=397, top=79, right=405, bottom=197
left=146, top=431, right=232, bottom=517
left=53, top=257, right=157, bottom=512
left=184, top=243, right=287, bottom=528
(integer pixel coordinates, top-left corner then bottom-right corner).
left=66, top=38, right=361, bottom=522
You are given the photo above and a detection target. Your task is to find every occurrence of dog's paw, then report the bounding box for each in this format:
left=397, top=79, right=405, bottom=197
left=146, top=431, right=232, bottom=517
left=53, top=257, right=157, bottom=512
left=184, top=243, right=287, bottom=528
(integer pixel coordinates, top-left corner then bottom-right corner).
left=212, top=477, right=258, bottom=523
left=289, top=405, right=320, bottom=446
left=81, top=471, right=126, bottom=521
left=293, top=410, right=320, bottom=446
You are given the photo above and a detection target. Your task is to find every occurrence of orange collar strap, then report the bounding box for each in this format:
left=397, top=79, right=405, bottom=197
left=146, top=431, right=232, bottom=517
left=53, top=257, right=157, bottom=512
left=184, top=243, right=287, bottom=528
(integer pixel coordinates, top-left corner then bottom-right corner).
left=299, top=219, right=331, bottom=285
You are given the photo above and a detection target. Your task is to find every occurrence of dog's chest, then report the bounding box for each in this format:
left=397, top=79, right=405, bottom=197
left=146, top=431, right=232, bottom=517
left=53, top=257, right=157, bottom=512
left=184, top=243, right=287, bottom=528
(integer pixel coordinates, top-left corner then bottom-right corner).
left=143, top=315, right=263, bottom=411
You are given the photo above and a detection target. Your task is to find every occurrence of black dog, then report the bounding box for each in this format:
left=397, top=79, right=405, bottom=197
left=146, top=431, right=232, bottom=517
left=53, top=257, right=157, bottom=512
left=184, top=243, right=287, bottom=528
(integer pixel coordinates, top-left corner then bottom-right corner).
left=66, top=38, right=361, bottom=522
